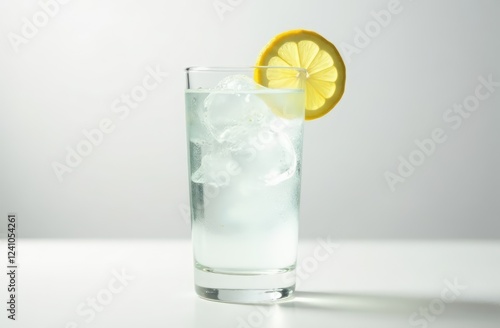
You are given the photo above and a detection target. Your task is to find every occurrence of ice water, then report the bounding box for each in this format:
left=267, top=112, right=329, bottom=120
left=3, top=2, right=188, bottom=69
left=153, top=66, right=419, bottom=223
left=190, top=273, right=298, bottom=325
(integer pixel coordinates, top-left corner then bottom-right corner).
left=185, top=75, right=305, bottom=302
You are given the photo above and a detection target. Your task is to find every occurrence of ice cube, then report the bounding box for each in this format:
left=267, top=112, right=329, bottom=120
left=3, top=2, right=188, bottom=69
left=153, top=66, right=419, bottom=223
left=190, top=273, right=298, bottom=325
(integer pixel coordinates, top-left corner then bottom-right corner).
left=197, top=75, right=300, bottom=188
left=213, top=74, right=263, bottom=92
left=262, top=133, right=297, bottom=186
left=234, top=127, right=298, bottom=187
left=191, top=150, right=236, bottom=186
left=201, top=75, right=272, bottom=145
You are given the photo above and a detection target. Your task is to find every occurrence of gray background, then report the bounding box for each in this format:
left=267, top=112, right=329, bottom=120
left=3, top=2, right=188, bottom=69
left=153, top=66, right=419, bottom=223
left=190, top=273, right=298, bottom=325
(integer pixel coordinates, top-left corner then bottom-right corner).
left=0, top=0, right=498, bottom=239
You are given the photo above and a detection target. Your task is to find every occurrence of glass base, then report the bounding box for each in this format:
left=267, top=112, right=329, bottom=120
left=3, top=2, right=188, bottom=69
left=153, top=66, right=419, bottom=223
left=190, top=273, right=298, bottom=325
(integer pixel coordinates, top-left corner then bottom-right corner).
left=195, top=285, right=295, bottom=303
left=194, top=266, right=296, bottom=303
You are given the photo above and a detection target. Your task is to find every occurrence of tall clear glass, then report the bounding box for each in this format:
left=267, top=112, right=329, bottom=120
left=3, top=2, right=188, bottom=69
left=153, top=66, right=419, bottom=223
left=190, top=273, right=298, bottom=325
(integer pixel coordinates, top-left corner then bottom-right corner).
left=185, top=67, right=306, bottom=303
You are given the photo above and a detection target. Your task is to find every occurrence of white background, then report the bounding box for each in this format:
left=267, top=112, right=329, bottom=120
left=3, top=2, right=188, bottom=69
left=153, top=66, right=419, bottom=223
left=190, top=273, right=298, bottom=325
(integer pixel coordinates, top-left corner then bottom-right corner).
left=0, top=0, right=499, bottom=239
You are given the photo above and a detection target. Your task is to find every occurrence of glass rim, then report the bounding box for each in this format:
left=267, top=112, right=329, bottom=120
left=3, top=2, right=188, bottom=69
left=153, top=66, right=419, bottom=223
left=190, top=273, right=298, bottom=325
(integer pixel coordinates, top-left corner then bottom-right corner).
left=185, top=66, right=307, bottom=74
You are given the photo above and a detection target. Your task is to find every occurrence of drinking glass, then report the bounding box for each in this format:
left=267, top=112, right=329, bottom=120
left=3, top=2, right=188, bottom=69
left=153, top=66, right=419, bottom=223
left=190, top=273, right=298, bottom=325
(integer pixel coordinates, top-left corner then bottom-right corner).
left=185, top=66, right=306, bottom=303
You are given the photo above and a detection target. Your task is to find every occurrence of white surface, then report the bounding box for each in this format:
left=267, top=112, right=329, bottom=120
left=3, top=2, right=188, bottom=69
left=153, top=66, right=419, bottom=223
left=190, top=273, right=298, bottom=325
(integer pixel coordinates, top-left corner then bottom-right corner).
left=1, top=239, right=499, bottom=327
left=0, top=0, right=499, bottom=239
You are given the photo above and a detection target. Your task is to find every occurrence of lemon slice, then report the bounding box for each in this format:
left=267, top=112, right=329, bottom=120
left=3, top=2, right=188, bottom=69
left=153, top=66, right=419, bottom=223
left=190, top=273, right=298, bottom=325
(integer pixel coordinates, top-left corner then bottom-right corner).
left=255, top=29, right=346, bottom=120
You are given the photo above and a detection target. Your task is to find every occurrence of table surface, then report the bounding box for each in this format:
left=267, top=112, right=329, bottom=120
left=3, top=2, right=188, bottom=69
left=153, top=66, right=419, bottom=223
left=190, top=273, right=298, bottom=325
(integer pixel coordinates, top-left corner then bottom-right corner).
left=1, top=239, right=499, bottom=328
